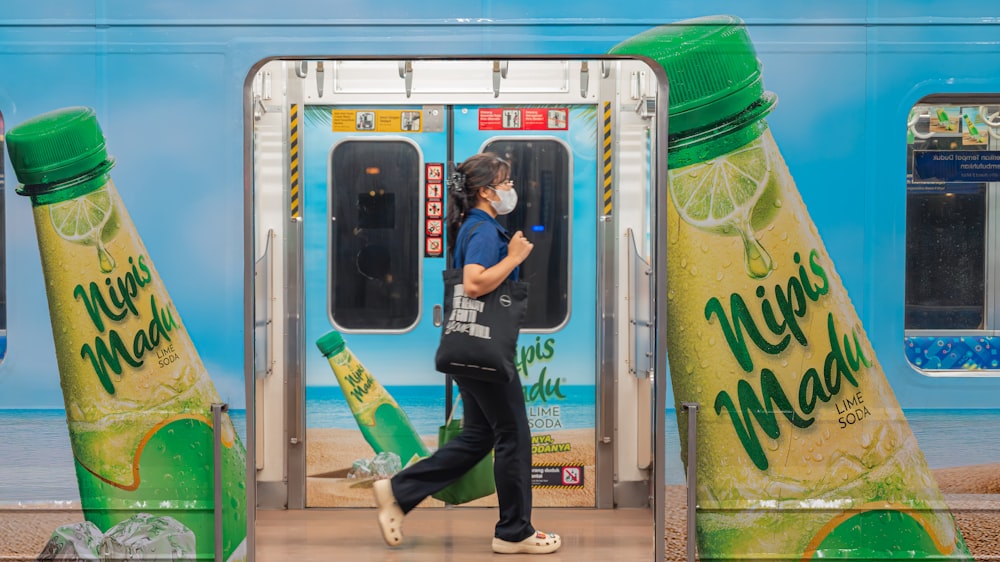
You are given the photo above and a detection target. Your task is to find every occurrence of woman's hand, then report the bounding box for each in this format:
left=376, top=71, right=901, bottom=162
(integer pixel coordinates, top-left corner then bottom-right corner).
left=507, top=230, right=534, bottom=264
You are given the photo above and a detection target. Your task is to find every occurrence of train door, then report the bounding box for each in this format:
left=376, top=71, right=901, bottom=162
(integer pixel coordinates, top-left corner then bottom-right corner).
left=295, top=100, right=597, bottom=509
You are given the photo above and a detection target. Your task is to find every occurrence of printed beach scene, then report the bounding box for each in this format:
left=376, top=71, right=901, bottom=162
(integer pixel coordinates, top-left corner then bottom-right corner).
left=305, top=385, right=597, bottom=508
left=2, top=402, right=999, bottom=559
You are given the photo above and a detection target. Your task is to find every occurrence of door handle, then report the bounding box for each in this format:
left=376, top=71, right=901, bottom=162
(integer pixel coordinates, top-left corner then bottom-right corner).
left=433, top=304, right=443, bottom=327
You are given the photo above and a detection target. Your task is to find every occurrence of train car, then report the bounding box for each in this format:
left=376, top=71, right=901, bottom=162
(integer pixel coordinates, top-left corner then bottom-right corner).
left=1, top=1, right=998, bottom=561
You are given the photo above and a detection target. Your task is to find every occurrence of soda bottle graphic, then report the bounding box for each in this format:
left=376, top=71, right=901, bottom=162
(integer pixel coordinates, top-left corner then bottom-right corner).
left=7, top=107, right=247, bottom=561
left=612, top=16, right=973, bottom=560
left=936, top=108, right=955, bottom=130
left=316, top=330, right=429, bottom=467
left=962, top=113, right=981, bottom=141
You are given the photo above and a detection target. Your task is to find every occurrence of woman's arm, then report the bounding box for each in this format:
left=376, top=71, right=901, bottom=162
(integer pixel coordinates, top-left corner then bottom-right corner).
left=462, top=258, right=519, bottom=298
left=462, top=230, right=533, bottom=298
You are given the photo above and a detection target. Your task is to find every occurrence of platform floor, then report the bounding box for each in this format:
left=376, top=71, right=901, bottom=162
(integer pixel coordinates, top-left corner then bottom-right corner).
left=254, top=493, right=1000, bottom=561
left=255, top=506, right=659, bottom=562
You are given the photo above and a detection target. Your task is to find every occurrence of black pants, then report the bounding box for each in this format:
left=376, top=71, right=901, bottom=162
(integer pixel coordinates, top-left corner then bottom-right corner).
left=389, top=373, right=535, bottom=543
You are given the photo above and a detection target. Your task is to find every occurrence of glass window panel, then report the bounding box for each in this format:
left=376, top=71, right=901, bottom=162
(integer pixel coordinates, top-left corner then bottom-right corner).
left=905, top=185, right=986, bottom=330
left=484, top=139, right=570, bottom=330
left=329, top=140, right=420, bottom=330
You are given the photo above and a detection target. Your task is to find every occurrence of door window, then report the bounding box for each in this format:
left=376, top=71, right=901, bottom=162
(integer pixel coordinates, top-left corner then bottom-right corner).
left=329, top=139, right=421, bottom=331
left=484, top=138, right=571, bottom=330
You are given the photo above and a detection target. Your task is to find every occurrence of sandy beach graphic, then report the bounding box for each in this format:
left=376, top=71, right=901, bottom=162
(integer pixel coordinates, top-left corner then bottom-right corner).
left=4, top=460, right=996, bottom=560
left=306, top=428, right=596, bottom=508
left=3, top=409, right=998, bottom=559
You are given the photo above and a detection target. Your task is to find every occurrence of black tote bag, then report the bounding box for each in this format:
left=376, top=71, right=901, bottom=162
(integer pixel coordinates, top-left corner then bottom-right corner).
left=435, top=268, right=528, bottom=382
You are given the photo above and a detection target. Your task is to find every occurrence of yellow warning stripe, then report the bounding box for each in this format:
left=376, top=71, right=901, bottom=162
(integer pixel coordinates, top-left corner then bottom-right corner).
left=602, top=102, right=613, bottom=215
left=290, top=104, right=301, bottom=219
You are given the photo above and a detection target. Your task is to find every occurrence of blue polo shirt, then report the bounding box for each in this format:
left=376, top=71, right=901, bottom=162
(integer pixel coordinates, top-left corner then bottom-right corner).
left=452, top=208, right=519, bottom=281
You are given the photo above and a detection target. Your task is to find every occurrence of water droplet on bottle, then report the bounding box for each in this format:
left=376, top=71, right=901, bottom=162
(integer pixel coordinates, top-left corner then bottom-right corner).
left=96, top=242, right=116, bottom=273
left=736, top=222, right=773, bottom=280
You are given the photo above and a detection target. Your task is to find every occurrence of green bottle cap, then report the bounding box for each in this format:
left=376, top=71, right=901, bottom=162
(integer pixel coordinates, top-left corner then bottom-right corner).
left=7, top=106, right=115, bottom=194
left=610, top=15, right=776, bottom=162
left=316, top=330, right=346, bottom=357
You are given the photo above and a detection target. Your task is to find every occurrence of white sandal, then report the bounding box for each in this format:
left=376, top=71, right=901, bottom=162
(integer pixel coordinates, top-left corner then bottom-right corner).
left=372, top=479, right=404, bottom=546
left=492, top=531, right=562, bottom=554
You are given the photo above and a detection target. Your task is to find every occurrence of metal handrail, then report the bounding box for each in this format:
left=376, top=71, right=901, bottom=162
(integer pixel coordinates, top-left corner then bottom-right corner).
left=681, top=402, right=699, bottom=562
left=212, top=403, right=229, bottom=562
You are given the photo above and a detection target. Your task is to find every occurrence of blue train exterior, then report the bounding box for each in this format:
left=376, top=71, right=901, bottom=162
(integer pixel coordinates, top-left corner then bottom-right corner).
left=1, top=1, right=998, bottom=561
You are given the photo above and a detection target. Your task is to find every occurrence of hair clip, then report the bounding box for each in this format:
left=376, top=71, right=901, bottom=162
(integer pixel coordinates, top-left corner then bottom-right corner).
left=447, top=171, right=467, bottom=193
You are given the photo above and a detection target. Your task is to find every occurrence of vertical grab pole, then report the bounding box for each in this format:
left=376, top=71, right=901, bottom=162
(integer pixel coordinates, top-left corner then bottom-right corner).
left=681, top=402, right=699, bottom=562
left=212, top=402, right=228, bottom=562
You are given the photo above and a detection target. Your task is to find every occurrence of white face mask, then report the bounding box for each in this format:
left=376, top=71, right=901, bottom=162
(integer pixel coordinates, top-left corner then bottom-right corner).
left=489, top=186, right=518, bottom=215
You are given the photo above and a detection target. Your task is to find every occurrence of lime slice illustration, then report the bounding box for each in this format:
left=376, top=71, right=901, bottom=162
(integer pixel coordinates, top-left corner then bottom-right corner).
left=669, top=136, right=779, bottom=279
left=49, top=186, right=119, bottom=272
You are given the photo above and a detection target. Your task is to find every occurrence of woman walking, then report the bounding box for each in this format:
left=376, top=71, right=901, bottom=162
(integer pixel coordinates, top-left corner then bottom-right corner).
left=373, top=152, right=561, bottom=555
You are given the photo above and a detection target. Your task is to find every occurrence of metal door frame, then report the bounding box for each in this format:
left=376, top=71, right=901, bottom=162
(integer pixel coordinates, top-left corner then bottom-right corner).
left=244, top=55, right=670, bottom=562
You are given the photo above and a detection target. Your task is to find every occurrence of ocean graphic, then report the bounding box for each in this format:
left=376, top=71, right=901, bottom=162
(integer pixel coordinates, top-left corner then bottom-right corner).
left=0, top=409, right=248, bottom=503
left=2, top=397, right=999, bottom=501
left=306, top=385, right=596, bottom=435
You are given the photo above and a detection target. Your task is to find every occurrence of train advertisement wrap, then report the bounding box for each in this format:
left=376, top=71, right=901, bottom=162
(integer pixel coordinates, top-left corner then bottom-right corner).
left=0, top=1, right=998, bottom=560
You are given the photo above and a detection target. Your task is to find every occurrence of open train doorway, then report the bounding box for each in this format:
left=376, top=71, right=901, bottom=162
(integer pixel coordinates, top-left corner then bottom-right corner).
left=247, top=57, right=668, bottom=560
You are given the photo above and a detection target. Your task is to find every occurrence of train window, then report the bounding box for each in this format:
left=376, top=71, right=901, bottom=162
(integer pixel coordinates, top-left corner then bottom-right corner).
left=484, top=138, right=570, bottom=330
left=905, top=185, right=986, bottom=330
left=904, top=100, right=999, bottom=372
left=0, top=112, right=5, bottom=363
left=329, top=140, right=421, bottom=331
